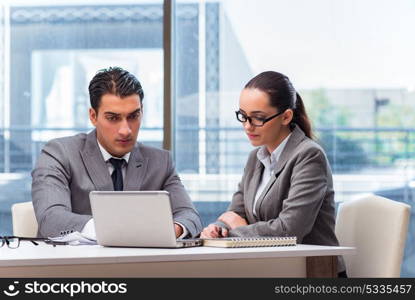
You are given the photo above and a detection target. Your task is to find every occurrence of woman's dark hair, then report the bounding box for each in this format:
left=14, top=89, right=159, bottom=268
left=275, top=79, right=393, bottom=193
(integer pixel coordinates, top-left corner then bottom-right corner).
left=244, top=71, right=312, bottom=138
left=88, top=66, right=144, bottom=112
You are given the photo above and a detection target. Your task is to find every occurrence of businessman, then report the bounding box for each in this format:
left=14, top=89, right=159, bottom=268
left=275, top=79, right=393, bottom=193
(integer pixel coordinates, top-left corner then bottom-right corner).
left=32, top=67, right=202, bottom=239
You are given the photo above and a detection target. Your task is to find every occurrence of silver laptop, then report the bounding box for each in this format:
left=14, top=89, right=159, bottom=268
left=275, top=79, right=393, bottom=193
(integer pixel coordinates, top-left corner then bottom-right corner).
left=89, top=191, right=202, bottom=248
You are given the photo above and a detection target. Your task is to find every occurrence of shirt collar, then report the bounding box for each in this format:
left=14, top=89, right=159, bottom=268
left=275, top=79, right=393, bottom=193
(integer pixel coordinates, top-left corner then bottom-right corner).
left=97, top=140, right=131, bottom=163
left=257, top=133, right=292, bottom=169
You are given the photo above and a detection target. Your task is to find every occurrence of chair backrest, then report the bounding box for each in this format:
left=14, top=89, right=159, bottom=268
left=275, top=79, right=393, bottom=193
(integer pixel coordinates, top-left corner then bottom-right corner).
left=335, top=194, right=410, bottom=277
left=11, top=201, right=38, bottom=238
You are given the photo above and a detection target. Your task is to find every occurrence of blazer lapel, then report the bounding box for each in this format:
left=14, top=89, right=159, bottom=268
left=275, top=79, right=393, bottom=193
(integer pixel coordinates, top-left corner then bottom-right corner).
left=124, top=144, right=148, bottom=191
left=254, top=173, right=277, bottom=220
left=245, top=159, right=263, bottom=223
left=254, top=125, right=307, bottom=216
left=80, top=130, right=113, bottom=191
left=273, top=125, right=306, bottom=177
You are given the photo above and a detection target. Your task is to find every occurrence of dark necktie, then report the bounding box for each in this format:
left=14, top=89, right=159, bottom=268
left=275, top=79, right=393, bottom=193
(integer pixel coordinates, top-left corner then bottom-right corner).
left=109, top=158, right=124, bottom=191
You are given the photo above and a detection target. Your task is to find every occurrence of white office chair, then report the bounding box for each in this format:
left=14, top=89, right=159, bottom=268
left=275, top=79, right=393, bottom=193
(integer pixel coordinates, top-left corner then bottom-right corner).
left=335, top=194, right=411, bottom=277
left=11, top=201, right=39, bottom=238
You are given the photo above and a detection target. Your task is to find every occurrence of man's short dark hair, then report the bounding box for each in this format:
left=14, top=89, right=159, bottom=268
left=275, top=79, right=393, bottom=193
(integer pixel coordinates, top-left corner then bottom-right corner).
left=88, top=67, right=144, bottom=111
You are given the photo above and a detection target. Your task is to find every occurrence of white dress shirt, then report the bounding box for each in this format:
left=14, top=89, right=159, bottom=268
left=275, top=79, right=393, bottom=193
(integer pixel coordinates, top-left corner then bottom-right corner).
left=81, top=140, right=187, bottom=239
left=253, top=133, right=291, bottom=217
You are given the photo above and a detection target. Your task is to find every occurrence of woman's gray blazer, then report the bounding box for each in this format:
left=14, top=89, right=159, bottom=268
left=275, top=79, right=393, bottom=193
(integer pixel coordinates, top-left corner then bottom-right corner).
left=225, top=125, right=345, bottom=271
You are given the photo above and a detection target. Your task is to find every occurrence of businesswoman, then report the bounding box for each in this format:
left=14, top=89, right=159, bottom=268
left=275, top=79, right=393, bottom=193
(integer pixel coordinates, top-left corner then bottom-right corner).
left=201, top=71, right=346, bottom=275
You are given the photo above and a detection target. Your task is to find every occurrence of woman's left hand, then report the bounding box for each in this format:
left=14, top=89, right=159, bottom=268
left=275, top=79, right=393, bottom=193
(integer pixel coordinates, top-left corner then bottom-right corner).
left=218, top=211, right=248, bottom=229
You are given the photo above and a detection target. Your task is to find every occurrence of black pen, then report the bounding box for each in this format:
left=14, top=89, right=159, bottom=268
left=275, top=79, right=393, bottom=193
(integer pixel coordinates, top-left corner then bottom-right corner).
left=44, top=240, right=68, bottom=246
left=217, top=227, right=223, bottom=238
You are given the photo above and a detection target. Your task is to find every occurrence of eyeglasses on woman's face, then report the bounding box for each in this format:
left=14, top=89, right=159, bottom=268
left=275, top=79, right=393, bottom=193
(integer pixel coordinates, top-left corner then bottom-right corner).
left=235, top=110, right=284, bottom=127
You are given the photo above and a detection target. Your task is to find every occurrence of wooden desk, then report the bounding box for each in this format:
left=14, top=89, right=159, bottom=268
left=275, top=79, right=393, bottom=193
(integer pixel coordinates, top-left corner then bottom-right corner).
left=0, top=243, right=355, bottom=278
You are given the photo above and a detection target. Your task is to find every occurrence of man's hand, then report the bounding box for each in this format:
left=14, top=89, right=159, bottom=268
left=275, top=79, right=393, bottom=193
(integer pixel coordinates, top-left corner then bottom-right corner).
left=218, top=211, right=247, bottom=229
left=174, top=223, right=183, bottom=238
left=200, top=224, right=228, bottom=238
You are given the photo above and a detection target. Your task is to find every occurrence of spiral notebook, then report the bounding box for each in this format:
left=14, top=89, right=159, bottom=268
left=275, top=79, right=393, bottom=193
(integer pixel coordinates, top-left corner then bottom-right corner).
left=202, top=236, right=297, bottom=248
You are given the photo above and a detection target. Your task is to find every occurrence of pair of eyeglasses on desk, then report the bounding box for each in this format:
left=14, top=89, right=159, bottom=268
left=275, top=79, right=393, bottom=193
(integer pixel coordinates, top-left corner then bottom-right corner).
left=0, top=236, right=68, bottom=248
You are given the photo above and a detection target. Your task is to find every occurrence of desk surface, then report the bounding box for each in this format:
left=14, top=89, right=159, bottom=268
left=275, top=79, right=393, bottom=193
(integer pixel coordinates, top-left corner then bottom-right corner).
left=0, top=243, right=355, bottom=267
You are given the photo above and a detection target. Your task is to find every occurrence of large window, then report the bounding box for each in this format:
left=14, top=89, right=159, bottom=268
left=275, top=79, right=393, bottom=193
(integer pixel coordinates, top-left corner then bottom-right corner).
left=0, top=0, right=163, bottom=233
left=173, top=0, right=415, bottom=277
left=0, top=0, right=414, bottom=277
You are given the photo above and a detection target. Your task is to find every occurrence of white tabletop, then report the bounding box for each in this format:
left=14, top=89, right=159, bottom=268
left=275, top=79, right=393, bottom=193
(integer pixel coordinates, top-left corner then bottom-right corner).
left=0, top=242, right=355, bottom=267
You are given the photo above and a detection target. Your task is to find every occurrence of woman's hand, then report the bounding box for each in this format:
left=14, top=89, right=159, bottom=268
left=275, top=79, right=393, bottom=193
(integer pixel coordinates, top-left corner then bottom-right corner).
left=218, top=211, right=248, bottom=229
left=200, top=224, right=228, bottom=238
